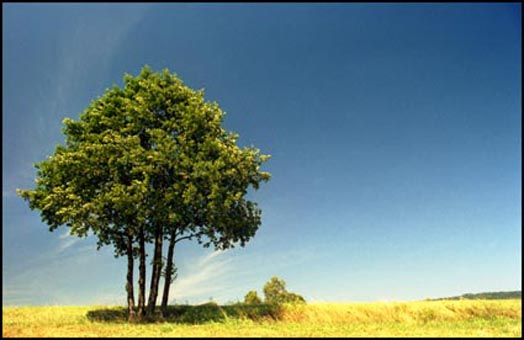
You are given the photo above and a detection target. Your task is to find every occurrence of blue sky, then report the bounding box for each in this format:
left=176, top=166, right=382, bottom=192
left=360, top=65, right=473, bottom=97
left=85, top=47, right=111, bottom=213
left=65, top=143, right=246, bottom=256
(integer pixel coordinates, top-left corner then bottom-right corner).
left=2, top=3, right=521, bottom=306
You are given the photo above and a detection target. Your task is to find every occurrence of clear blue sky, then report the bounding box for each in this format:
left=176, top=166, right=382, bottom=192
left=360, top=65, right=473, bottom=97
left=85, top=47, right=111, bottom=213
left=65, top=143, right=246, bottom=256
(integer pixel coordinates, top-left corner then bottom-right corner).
left=2, top=3, right=521, bottom=306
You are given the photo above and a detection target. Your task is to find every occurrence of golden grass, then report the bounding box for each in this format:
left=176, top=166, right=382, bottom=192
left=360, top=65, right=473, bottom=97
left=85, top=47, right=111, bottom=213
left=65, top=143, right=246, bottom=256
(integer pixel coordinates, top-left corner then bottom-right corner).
left=3, top=299, right=521, bottom=337
left=281, top=299, right=522, bottom=324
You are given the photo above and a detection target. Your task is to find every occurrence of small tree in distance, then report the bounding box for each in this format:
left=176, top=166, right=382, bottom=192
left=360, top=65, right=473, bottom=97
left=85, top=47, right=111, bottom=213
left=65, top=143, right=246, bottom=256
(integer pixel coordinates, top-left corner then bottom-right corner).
left=244, top=290, right=262, bottom=305
left=263, top=277, right=306, bottom=305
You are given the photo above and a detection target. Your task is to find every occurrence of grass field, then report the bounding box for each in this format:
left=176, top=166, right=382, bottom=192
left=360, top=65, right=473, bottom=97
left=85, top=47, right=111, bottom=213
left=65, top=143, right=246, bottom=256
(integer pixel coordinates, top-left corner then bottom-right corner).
left=2, top=299, right=521, bottom=337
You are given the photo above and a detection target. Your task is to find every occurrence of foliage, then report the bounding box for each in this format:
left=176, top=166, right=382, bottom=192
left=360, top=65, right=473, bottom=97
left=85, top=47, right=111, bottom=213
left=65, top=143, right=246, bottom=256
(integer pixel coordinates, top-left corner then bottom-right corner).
left=244, top=291, right=262, bottom=305
left=17, top=64, right=271, bottom=253
left=262, top=277, right=306, bottom=305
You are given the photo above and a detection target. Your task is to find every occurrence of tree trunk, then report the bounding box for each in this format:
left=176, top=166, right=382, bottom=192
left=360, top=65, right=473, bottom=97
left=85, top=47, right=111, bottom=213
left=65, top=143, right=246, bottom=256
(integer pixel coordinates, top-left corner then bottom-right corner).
left=161, top=232, right=176, bottom=317
left=146, top=224, right=163, bottom=318
left=137, top=226, right=146, bottom=319
left=126, top=231, right=136, bottom=322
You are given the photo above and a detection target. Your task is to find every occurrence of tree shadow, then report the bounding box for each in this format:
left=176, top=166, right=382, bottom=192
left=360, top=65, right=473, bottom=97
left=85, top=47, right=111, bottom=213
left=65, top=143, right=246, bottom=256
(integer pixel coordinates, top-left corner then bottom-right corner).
left=86, top=303, right=282, bottom=324
left=86, top=307, right=128, bottom=323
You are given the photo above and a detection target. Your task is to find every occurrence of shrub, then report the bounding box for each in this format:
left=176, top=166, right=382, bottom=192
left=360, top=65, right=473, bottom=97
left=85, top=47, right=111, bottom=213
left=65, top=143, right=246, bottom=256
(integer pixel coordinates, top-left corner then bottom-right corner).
left=244, top=291, right=263, bottom=305
left=263, top=276, right=306, bottom=305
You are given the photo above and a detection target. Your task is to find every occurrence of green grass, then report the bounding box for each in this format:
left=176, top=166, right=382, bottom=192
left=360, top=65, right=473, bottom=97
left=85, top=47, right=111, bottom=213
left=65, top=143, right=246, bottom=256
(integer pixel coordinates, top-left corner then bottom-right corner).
left=3, top=300, right=521, bottom=337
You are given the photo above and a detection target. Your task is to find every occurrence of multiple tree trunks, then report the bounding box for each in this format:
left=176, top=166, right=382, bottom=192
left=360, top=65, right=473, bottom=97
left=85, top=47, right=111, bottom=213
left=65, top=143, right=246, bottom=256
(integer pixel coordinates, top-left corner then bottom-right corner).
left=128, top=225, right=174, bottom=321
left=126, top=225, right=178, bottom=321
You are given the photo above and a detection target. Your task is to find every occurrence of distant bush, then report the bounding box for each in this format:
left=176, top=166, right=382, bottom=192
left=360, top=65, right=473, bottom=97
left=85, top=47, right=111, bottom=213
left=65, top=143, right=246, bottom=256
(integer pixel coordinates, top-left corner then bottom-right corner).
left=263, top=277, right=306, bottom=305
left=244, top=291, right=263, bottom=305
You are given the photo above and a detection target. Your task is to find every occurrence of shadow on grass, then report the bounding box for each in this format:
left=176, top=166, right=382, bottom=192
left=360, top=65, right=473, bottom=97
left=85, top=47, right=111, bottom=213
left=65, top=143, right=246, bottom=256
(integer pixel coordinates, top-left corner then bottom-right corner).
left=86, top=303, right=282, bottom=324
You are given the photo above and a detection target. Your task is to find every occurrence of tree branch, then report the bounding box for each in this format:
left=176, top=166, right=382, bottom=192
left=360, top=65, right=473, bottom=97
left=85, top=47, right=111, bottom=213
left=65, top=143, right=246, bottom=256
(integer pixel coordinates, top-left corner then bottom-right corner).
left=174, top=231, right=205, bottom=243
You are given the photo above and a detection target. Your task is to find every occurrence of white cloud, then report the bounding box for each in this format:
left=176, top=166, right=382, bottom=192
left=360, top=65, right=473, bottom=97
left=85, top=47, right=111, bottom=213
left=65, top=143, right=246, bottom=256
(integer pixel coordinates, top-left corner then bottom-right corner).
left=170, top=250, right=231, bottom=302
left=198, top=249, right=226, bottom=266
left=57, top=237, right=81, bottom=253
left=56, top=229, right=82, bottom=253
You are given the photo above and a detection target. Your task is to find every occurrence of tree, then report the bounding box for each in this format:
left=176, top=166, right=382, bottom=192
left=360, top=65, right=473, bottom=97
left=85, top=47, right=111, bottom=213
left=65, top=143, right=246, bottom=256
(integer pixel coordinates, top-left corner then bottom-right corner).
left=244, top=290, right=262, bottom=304
left=263, top=277, right=305, bottom=305
left=17, top=65, right=271, bottom=321
left=263, top=277, right=287, bottom=304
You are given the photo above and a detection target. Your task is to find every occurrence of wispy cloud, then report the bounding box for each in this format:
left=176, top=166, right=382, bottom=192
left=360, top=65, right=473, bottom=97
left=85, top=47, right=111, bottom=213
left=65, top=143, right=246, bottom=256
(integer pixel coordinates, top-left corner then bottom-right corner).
left=198, top=249, right=226, bottom=266
left=170, top=250, right=231, bottom=302
left=4, top=5, right=150, bottom=203
left=3, top=239, right=116, bottom=306
left=57, top=234, right=82, bottom=253
left=52, top=5, right=150, bottom=122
